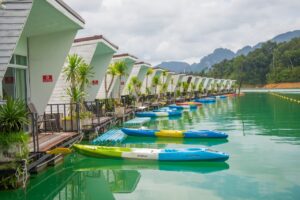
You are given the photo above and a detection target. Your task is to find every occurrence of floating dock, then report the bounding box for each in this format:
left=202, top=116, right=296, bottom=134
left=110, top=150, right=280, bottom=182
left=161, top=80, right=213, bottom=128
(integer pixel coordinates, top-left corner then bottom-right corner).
left=92, top=129, right=127, bottom=145
left=123, top=117, right=151, bottom=127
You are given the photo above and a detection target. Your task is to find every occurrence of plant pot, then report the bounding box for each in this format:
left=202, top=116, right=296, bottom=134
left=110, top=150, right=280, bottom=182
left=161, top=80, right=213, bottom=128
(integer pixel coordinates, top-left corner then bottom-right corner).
left=115, top=107, right=125, bottom=117
left=61, top=119, right=78, bottom=132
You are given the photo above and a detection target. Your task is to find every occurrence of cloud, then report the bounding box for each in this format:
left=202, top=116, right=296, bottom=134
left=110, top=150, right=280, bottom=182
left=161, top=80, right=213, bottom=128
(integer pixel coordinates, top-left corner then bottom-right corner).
left=66, top=0, right=300, bottom=64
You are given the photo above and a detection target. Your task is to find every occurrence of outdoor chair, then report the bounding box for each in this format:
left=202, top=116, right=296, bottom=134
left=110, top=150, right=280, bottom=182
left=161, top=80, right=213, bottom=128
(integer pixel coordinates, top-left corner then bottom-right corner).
left=28, top=103, right=60, bottom=133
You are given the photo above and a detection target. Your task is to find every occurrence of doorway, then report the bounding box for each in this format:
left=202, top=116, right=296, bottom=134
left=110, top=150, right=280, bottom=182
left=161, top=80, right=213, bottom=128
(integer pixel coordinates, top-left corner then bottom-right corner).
left=2, top=67, right=27, bottom=101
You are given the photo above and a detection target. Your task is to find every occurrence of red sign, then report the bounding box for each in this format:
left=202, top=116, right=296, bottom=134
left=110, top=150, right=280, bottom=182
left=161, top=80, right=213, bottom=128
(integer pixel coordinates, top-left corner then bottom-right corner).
left=42, top=75, right=53, bottom=82
left=92, top=80, right=99, bottom=85
left=4, top=77, right=14, bottom=84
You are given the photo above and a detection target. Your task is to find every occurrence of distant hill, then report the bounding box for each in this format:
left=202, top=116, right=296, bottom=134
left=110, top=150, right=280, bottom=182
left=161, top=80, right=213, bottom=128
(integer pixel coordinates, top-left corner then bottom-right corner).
left=157, top=30, right=300, bottom=73
left=158, top=61, right=191, bottom=73
left=189, top=48, right=235, bottom=72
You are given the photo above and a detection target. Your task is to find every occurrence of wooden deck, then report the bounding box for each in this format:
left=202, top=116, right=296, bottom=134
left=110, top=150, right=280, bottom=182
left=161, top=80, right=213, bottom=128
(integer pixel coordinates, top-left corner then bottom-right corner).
left=29, top=132, right=79, bottom=152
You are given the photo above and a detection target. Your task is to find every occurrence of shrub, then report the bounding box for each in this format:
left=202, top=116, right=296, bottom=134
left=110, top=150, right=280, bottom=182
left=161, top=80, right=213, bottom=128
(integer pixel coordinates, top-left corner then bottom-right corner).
left=0, top=98, right=28, bottom=134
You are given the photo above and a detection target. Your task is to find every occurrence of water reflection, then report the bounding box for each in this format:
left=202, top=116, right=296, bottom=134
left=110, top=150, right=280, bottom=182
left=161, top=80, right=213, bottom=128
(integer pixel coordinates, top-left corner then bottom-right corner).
left=235, top=93, right=300, bottom=141
left=1, top=164, right=141, bottom=200
left=73, top=156, right=229, bottom=174
left=125, top=136, right=228, bottom=146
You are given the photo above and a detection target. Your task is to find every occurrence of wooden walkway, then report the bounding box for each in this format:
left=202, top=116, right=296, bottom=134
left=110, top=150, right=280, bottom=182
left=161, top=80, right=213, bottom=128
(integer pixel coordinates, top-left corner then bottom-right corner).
left=29, top=132, right=79, bottom=152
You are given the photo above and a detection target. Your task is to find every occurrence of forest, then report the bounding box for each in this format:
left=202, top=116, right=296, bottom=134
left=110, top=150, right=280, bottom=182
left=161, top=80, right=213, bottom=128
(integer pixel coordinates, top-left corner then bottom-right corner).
left=199, top=38, right=300, bottom=86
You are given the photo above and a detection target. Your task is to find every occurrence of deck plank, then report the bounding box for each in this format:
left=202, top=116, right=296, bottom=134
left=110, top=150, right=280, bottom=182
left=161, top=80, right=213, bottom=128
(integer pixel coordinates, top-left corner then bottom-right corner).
left=29, top=132, right=78, bottom=152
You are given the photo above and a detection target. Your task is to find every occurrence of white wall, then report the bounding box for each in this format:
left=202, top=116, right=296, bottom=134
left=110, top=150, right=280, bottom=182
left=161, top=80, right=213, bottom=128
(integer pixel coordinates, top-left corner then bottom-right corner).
left=110, top=58, right=135, bottom=98
left=122, top=65, right=141, bottom=95
left=87, top=52, right=114, bottom=101
left=28, top=30, right=77, bottom=114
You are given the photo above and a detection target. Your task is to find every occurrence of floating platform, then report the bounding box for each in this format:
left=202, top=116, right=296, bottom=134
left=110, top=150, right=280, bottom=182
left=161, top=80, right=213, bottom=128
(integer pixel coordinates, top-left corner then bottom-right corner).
left=92, top=129, right=127, bottom=145
left=123, top=117, right=151, bottom=127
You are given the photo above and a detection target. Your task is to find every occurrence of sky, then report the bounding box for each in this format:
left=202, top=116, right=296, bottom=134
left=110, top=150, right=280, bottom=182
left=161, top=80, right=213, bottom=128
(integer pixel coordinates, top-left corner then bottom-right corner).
left=66, top=0, right=300, bottom=65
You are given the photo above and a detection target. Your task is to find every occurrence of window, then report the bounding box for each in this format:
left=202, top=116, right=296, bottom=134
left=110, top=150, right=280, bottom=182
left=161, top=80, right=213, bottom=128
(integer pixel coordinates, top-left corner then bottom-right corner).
left=9, top=54, right=27, bottom=66
left=9, top=56, right=15, bottom=64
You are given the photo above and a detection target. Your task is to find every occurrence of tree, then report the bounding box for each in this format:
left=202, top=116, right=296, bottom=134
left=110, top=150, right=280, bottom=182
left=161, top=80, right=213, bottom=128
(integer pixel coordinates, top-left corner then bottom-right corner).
left=77, top=63, right=94, bottom=95
left=63, top=54, right=93, bottom=103
left=190, top=82, right=196, bottom=97
left=64, top=54, right=83, bottom=102
left=104, top=64, right=117, bottom=99
left=129, top=76, right=142, bottom=98
left=198, top=83, right=203, bottom=94
left=145, top=68, right=154, bottom=93
left=114, top=61, right=128, bottom=100
left=152, top=76, right=161, bottom=97
left=161, top=70, right=167, bottom=85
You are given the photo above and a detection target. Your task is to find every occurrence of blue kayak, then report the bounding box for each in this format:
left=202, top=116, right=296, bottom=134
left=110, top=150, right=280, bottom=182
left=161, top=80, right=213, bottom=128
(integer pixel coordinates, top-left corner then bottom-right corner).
left=212, top=95, right=227, bottom=99
left=121, top=128, right=228, bottom=138
left=169, top=104, right=197, bottom=110
left=195, top=98, right=216, bottom=103
left=136, top=110, right=182, bottom=117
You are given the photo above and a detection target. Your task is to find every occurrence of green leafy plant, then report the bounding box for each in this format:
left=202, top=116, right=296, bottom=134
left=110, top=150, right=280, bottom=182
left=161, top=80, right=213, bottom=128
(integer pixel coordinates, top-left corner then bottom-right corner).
left=64, top=54, right=93, bottom=103
left=0, top=98, right=28, bottom=133
left=152, top=75, right=161, bottom=97
left=114, top=61, right=128, bottom=101
left=145, top=68, right=154, bottom=92
left=105, top=64, right=118, bottom=99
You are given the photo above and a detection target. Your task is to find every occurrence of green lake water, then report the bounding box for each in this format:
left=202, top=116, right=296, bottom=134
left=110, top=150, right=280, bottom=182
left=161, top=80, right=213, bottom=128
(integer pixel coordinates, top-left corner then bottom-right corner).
left=1, top=93, right=300, bottom=200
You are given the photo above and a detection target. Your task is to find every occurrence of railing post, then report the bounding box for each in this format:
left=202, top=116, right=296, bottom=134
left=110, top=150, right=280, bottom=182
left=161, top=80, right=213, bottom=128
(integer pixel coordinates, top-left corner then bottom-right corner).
left=76, top=102, right=81, bottom=133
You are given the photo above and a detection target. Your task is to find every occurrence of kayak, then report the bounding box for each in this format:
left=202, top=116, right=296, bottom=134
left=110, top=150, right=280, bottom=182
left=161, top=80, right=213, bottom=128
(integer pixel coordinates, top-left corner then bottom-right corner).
left=136, top=110, right=182, bottom=117
left=169, top=104, right=197, bottom=110
left=121, top=128, right=228, bottom=138
left=176, top=102, right=202, bottom=106
left=212, top=95, right=227, bottom=99
left=73, top=144, right=229, bottom=161
left=195, top=98, right=216, bottom=103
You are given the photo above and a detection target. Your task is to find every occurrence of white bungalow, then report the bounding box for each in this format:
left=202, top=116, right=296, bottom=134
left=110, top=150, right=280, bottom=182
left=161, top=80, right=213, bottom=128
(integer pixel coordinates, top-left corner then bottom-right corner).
left=174, top=73, right=185, bottom=92
left=180, top=75, right=191, bottom=92
left=227, top=80, right=236, bottom=91
left=148, top=67, right=163, bottom=95
left=203, top=78, right=212, bottom=91
left=166, top=71, right=176, bottom=93
left=48, top=35, right=118, bottom=105
left=0, top=0, right=84, bottom=114
left=98, top=54, right=137, bottom=99
left=219, top=79, right=227, bottom=91
left=193, top=76, right=201, bottom=91
left=167, top=73, right=182, bottom=93
left=122, top=61, right=151, bottom=95
left=188, top=76, right=198, bottom=92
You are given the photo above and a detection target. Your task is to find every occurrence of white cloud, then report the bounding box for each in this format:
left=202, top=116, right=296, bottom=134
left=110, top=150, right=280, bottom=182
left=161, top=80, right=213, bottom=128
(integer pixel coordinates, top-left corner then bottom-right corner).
left=66, top=0, right=300, bottom=64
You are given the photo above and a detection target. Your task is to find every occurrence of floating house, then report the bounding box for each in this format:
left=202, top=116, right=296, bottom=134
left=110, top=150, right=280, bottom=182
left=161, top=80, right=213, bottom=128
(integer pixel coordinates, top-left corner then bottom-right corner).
left=173, top=73, right=185, bottom=92
left=227, top=80, right=236, bottom=91
left=193, top=76, right=201, bottom=91
left=180, top=75, right=191, bottom=92
left=166, top=71, right=176, bottom=93
left=0, top=0, right=84, bottom=114
left=122, top=61, right=151, bottom=95
left=98, top=54, right=137, bottom=99
left=188, top=76, right=198, bottom=92
left=49, top=35, right=118, bottom=105
left=203, top=78, right=212, bottom=91
left=148, top=67, right=163, bottom=95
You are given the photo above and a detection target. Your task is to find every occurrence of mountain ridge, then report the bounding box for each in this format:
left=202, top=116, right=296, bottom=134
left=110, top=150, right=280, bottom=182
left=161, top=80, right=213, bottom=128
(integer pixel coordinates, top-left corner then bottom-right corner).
left=157, top=30, right=300, bottom=73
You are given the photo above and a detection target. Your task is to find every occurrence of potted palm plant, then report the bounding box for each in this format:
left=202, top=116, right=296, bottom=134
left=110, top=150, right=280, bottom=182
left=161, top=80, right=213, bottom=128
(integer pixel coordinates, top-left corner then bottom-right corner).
left=0, top=98, right=29, bottom=189
left=152, top=75, right=161, bottom=101
left=114, top=61, right=128, bottom=117
left=63, top=54, right=94, bottom=130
